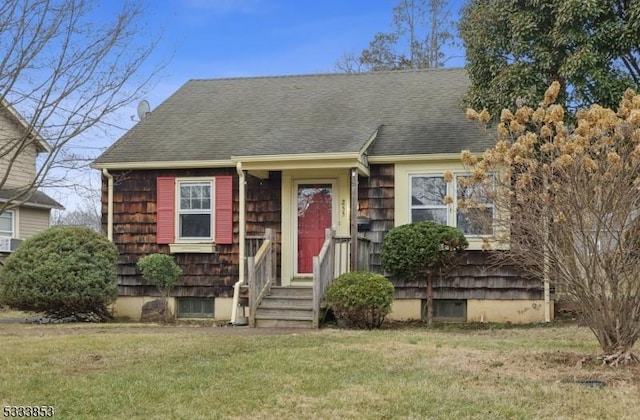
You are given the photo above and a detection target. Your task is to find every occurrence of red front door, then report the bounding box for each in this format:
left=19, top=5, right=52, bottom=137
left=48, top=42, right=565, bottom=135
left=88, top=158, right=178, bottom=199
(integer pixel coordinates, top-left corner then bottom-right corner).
left=297, top=184, right=332, bottom=274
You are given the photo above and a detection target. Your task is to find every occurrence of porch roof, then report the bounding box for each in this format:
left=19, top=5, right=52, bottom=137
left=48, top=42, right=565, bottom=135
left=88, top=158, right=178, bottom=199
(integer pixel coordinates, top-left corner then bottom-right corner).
left=93, top=68, right=493, bottom=168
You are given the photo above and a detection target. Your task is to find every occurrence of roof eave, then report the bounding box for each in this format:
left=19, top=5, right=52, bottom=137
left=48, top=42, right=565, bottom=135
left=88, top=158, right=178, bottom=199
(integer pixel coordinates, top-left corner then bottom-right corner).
left=0, top=199, right=64, bottom=210
left=233, top=152, right=369, bottom=176
left=1, top=98, right=50, bottom=153
left=368, top=153, right=466, bottom=163
left=232, top=152, right=361, bottom=162
left=91, top=160, right=236, bottom=170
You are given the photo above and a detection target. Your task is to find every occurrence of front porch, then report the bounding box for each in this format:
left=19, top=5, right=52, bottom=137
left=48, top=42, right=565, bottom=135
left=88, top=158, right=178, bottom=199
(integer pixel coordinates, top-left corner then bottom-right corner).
left=232, top=154, right=373, bottom=328
left=236, top=228, right=370, bottom=328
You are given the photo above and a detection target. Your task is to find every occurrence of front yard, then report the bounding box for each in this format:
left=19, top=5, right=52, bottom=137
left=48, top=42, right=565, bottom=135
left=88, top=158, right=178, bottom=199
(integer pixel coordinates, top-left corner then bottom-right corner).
left=0, top=321, right=638, bottom=419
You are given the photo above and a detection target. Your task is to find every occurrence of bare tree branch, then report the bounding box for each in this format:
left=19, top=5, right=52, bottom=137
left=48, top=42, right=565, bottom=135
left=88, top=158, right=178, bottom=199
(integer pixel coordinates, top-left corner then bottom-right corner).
left=0, top=0, right=161, bottom=213
left=463, top=84, right=640, bottom=364
left=334, top=0, right=457, bottom=72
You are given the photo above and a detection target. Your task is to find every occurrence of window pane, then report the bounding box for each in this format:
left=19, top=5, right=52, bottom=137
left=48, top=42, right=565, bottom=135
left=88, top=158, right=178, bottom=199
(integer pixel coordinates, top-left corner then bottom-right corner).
left=179, top=183, right=211, bottom=210
left=180, top=186, right=191, bottom=207
left=178, top=298, right=214, bottom=318
left=411, top=176, right=446, bottom=206
left=412, top=208, right=447, bottom=225
left=432, top=300, right=467, bottom=321
left=457, top=207, right=493, bottom=235
left=457, top=176, right=492, bottom=204
left=0, top=213, right=12, bottom=234
left=180, top=214, right=211, bottom=238
left=178, top=299, right=190, bottom=314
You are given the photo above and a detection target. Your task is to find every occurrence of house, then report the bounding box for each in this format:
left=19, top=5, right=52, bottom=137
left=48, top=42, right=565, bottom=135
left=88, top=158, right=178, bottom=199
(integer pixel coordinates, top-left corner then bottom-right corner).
left=0, top=100, right=63, bottom=261
left=92, top=68, right=552, bottom=326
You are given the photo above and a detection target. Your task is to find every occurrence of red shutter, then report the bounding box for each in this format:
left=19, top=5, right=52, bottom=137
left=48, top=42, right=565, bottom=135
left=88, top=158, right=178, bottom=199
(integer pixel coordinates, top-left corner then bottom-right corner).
left=156, top=177, right=175, bottom=244
left=215, top=176, right=233, bottom=244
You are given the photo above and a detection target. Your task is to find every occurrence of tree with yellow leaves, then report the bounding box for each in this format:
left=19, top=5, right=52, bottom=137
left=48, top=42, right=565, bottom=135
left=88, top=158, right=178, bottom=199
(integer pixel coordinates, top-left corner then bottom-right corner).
left=463, top=82, right=640, bottom=365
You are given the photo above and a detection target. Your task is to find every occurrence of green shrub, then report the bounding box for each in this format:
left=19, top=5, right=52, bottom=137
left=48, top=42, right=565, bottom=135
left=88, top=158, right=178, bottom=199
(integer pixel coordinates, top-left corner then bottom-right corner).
left=381, top=221, right=468, bottom=281
left=137, top=253, right=182, bottom=322
left=381, top=221, right=468, bottom=325
left=0, top=226, right=118, bottom=319
left=137, top=253, right=182, bottom=293
left=324, top=272, right=394, bottom=329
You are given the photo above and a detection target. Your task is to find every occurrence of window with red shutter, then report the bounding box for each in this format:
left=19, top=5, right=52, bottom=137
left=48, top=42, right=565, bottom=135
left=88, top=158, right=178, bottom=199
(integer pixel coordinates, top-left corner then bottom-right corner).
left=156, top=175, right=233, bottom=246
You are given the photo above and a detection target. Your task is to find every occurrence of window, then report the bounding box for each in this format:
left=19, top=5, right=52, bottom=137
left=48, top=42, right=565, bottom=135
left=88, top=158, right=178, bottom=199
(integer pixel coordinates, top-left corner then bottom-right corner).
left=156, top=176, right=233, bottom=247
left=423, top=299, right=467, bottom=322
left=0, top=211, right=14, bottom=237
left=410, top=174, right=493, bottom=236
left=178, top=181, right=212, bottom=239
left=178, top=297, right=214, bottom=318
left=0, top=211, right=14, bottom=252
left=456, top=175, right=494, bottom=236
left=410, top=176, right=448, bottom=225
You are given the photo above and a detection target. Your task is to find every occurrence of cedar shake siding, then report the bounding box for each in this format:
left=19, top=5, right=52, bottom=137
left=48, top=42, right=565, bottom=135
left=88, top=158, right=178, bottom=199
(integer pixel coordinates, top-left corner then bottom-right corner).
left=102, top=168, right=239, bottom=298
left=360, top=164, right=543, bottom=302
left=358, top=164, right=394, bottom=274
left=246, top=172, right=282, bottom=281
left=393, top=251, right=543, bottom=301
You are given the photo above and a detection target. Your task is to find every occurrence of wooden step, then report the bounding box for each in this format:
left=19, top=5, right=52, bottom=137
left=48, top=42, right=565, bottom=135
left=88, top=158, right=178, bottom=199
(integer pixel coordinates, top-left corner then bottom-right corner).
left=254, top=318, right=313, bottom=328
left=261, top=296, right=312, bottom=307
left=255, top=306, right=312, bottom=319
left=253, top=286, right=315, bottom=329
left=268, top=286, right=312, bottom=297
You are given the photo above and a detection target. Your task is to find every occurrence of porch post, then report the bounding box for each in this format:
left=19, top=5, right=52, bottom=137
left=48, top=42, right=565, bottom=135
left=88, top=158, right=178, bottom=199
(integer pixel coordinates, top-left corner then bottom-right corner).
left=236, top=162, right=246, bottom=284
left=350, top=167, right=358, bottom=271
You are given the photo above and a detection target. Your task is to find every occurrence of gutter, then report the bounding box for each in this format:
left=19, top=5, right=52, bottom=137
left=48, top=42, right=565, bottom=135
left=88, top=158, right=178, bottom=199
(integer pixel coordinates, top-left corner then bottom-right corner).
left=230, top=162, right=247, bottom=325
left=102, top=169, right=114, bottom=241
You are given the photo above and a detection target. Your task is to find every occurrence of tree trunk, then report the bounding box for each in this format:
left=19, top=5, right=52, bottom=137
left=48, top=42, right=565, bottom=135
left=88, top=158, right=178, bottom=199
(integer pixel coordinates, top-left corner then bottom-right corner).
left=426, top=272, right=433, bottom=326
left=588, top=319, right=640, bottom=365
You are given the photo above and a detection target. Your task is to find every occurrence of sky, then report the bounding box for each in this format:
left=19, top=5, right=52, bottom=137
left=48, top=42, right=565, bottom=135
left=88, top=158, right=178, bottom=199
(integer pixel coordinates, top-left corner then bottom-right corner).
left=137, top=0, right=466, bottom=109
left=54, top=0, right=467, bottom=213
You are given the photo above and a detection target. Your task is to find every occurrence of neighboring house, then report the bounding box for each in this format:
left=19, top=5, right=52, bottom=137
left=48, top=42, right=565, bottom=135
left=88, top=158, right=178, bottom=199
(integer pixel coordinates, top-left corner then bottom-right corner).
left=93, top=68, right=552, bottom=326
left=0, top=100, right=63, bottom=261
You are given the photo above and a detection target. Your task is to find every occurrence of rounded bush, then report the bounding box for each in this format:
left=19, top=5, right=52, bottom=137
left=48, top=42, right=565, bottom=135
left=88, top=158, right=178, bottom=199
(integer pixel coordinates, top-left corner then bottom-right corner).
left=0, top=226, right=118, bottom=319
left=137, top=253, right=182, bottom=323
left=137, top=253, right=182, bottom=292
left=381, top=221, right=468, bottom=280
left=324, top=272, right=394, bottom=329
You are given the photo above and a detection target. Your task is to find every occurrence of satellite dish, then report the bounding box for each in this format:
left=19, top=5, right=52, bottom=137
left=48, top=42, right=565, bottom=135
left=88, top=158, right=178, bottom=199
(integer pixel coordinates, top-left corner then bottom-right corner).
left=137, top=100, right=151, bottom=120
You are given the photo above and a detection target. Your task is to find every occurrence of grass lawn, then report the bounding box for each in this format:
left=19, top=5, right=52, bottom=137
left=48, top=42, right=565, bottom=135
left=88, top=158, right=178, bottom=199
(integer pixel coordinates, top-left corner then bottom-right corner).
left=0, top=321, right=638, bottom=419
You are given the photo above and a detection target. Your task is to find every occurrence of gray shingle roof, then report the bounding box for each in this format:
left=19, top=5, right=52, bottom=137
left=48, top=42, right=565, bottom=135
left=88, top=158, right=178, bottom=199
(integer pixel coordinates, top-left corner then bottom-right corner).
left=94, top=68, right=493, bottom=165
left=0, top=189, right=63, bottom=209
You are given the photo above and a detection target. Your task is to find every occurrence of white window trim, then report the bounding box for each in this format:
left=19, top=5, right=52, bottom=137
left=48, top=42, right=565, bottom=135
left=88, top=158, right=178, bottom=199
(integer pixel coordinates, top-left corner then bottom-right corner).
left=408, top=172, right=494, bottom=238
left=408, top=174, right=448, bottom=225
left=0, top=210, right=16, bottom=238
left=395, top=162, right=503, bottom=251
left=174, top=177, right=215, bottom=243
left=453, top=173, right=495, bottom=238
